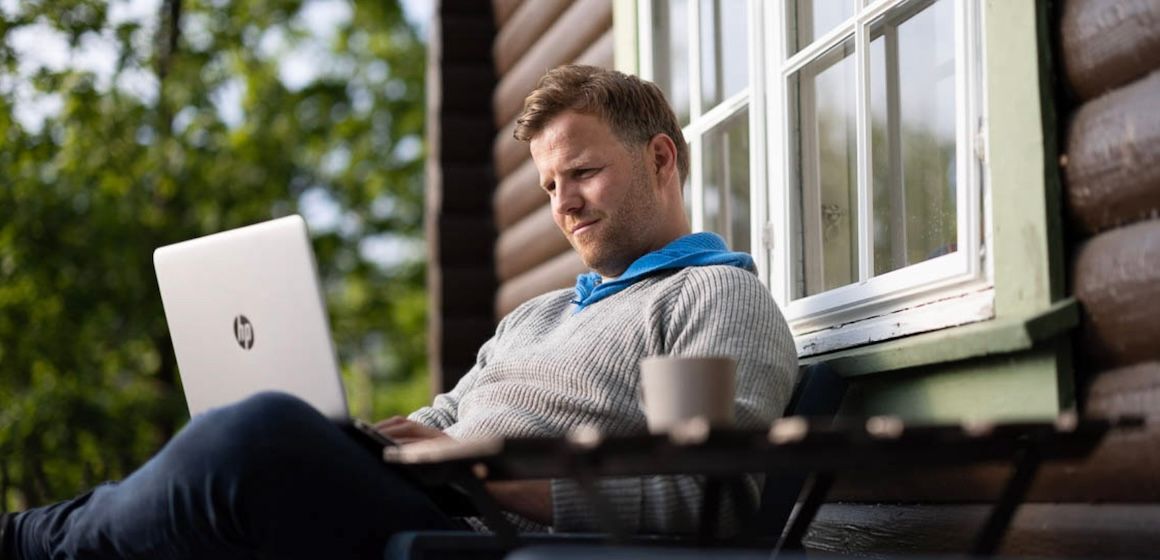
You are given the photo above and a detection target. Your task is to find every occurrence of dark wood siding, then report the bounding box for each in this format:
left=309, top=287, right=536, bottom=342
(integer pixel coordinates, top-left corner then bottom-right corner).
left=1062, top=0, right=1160, bottom=394
left=426, top=1, right=498, bottom=392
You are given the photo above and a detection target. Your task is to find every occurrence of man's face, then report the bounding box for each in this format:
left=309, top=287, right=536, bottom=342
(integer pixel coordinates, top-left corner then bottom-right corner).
left=529, top=111, right=664, bottom=278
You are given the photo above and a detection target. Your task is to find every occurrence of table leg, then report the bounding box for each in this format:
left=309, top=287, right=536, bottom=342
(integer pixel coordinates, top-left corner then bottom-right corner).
left=698, top=477, right=723, bottom=542
left=970, top=445, right=1041, bottom=556
left=454, top=472, right=519, bottom=547
left=774, top=471, right=834, bottom=554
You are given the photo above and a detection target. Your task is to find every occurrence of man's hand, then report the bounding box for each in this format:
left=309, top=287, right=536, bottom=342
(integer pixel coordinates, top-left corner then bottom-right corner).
left=374, top=416, right=452, bottom=445
left=374, top=417, right=554, bottom=524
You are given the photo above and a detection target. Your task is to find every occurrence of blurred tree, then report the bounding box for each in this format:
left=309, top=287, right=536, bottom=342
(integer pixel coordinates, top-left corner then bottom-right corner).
left=0, top=0, right=429, bottom=510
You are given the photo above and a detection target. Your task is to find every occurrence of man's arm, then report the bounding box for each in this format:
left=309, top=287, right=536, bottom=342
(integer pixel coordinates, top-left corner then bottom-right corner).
left=377, top=418, right=554, bottom=523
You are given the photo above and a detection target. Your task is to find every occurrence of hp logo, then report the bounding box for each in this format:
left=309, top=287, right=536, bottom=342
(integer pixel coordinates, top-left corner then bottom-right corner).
left=233, top=315, right=255, bottom=350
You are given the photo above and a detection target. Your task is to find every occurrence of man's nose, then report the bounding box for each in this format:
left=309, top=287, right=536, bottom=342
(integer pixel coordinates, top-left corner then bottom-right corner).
left=553, top=181, right=583, bottom=215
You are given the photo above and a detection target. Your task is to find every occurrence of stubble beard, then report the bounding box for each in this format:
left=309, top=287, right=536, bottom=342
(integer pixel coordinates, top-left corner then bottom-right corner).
left=573, top=166, right=659, bottom=278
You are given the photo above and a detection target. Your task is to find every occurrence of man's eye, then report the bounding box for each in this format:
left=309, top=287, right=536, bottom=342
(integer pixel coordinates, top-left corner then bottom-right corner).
left=543, top=182, right=556, bottom=194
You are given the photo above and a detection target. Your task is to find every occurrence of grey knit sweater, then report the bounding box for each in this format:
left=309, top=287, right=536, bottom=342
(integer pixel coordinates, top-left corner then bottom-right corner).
left=408, top=264, right=798, bottom=534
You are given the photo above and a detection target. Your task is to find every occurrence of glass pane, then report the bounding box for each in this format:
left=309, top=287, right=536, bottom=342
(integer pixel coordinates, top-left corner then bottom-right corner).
left=870, top=0, right=957, bottom=276
left=700, top=0, right=748, bottom=110
left=702, top=108, right=750, bottom=253
left=786, top=0, right=856, bottom=56
left=652, top=0, right=690, bottom=125
left=789, top=38, right=857, bottom=299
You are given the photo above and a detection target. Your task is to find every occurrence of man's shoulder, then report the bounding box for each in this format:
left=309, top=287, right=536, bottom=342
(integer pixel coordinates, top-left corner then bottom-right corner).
left=666, top=264, right=765, bottom=291
left=505, top=286, right=575, bottom=317
left=652, top=264, right=778, bottom=312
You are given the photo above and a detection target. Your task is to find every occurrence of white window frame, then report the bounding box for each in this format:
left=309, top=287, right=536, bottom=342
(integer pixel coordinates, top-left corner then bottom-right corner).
left=637, top=0, right=769, bottom=280
left=636, top=0, right=994, bottom=357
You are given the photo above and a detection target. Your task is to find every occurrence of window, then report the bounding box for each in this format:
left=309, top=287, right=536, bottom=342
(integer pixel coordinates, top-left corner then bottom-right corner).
left=637, top=0, right=991, bottom=356
left=641, top=0, right=754, bottom=254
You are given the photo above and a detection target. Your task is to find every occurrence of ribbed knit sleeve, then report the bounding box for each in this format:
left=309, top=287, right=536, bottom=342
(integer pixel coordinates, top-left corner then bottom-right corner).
left=408, top=329, right=500, bottom=430
left=549, top=266, right=797, bottom=534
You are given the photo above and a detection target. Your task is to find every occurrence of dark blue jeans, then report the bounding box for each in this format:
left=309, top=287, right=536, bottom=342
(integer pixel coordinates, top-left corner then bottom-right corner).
left=7, top=392, right=464, bottom=559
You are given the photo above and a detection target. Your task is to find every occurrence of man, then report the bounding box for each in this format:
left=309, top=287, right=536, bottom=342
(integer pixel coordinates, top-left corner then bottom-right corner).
left=0, top=65, right=796, bottom=560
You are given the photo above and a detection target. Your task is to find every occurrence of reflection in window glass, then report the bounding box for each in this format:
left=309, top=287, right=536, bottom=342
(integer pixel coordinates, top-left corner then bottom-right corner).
left=870, top=0, right=957, bottom=276
left=700, top=0, right=748, bottom=110
left=789, top=39, right=857, bottom=299
left=786, top=0, right=856, bottom=56
left=652, top=0, right=690, bottom=125
left=703, top=108, right=750, bottom=253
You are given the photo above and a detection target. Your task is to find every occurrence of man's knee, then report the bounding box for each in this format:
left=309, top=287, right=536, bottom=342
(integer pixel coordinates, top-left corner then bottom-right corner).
left=179, top=391, right=323, bottom=464
left=232, top=391, right=318, bottom=424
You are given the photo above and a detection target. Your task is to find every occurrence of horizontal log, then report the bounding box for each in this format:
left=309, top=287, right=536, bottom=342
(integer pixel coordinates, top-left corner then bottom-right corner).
left=805, top=503, right=1160, bottom=558
left=1064, top=70, right=1160, bottom=235
left=828, top=419, right=1160, bottom=503
left=493, top=119, right=527, bottom=179
left=493, top=158, right=544, bottom=230
left=490, top=31, right=615, bottom=179
left=1073, top=219, right=1160, bottom=368
left=1060, top=0, right=1160, bottom=101
left=493, top=0, right=572, bottom=76
left=1085, top=361, right=1160, bottom=417
left=575, top=28, right=615, bottom=68
left=495, top=250, right=586, bottom=318
left=491, top=0, right=523, bottom=28
left=491, top=0, right=613, bottom=128
left=495, top=205, right=569, bottom=281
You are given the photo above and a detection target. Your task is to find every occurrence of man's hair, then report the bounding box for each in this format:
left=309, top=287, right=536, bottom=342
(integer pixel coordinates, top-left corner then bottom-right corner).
left=514, top=65, right=689, bottom=185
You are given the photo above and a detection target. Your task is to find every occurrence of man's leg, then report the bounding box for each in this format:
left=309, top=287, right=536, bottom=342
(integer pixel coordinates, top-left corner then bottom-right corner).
left=6, top=392, right=463, bottom=560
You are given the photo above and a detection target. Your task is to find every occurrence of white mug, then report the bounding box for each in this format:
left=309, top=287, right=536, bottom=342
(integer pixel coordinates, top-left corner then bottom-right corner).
left=638, top=356, right=736, bottom=434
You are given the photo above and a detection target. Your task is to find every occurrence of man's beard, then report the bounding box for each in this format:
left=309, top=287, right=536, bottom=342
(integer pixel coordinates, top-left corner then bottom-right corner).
left=573, top=167, right=659, bottom=277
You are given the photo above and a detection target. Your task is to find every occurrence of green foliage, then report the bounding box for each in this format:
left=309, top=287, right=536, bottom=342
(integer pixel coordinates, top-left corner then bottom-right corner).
left=0, top=0, right=429, bottom=510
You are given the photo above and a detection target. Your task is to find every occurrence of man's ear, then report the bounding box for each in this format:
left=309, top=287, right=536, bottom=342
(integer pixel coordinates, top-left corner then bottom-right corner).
left=647, top=132, right=679, bottom=188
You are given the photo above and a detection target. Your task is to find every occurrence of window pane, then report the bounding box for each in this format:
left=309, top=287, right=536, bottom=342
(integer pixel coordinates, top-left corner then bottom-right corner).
left=652, top=0, right=690, bottom=125
left=703, top=108, right=750, bottom=252
left=789, top=38, right=857, bottom=299
left=870, top=0, right=957, bottom=276
left=786, top=0, right=856, bottom=56
left=700, top=0, right=748, bottom=109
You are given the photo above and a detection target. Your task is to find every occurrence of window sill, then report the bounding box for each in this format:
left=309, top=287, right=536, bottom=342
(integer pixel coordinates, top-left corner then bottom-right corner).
left=799, top=297, right=1079, bottom=378
left=794, top=287, right=995, bottom=357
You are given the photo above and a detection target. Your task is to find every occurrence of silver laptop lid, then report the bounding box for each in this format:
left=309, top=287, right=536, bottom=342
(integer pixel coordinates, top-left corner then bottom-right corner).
left=154, top=215, right=349, bottom=420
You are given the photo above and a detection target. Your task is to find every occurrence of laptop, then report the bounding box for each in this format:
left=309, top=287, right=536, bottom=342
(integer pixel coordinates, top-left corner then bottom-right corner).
left=153, top=215, right=476, bottom=513
left=154, top=215, right=361, bottom=420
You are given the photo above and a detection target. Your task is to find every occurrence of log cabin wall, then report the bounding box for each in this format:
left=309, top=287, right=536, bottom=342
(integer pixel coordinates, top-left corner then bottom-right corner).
left=490, top=0, right=615, bottom=319
left=1062, top=0, right=1160, bottom=410
left=427, top=0, right=614, bottom=390
left=426, top=1, right=499, bottom=392
left=797, top=0, right=1160, bottom=556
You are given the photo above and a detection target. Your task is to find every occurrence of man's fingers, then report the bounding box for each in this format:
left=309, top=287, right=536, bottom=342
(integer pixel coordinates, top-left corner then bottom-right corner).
left=374, top=418, right=453, bottom=446
left=374, top=416, right=407, bottom=430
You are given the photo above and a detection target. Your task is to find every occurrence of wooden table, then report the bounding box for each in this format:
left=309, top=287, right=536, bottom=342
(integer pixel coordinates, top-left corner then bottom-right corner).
left=384, top=414, right=1142, bottom=555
